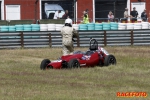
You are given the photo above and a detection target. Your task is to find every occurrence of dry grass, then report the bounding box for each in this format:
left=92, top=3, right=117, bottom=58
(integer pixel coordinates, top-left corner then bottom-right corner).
left=0, top=46, right=150, bottom=100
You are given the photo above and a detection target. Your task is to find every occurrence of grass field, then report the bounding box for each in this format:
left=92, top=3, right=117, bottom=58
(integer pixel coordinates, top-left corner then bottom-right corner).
left=0, top=46, right=150, bottom=100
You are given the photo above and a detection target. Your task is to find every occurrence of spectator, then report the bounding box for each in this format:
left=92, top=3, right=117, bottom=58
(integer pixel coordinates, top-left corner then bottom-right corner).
left=85, top=9, right=89, bottom=21
left=124, top=8, right=129, bottom=18
left=82, top=11, right=89, bottom=24
left=53, top=10, right=61, bottom=19
left=130, top=7, right=138, bottom=22
left=85, top=9, right=89, bottom=13
left=108, top=11, right=114, bottom=22
left=141, top=9, right=147, bottom=22
left=121, top=8, right=129, bottom=23
left=62, top=10, right=69, bottom=19
left=85, top=9, right=89, bottom=16
left=123, top=8, right=129, bottom=22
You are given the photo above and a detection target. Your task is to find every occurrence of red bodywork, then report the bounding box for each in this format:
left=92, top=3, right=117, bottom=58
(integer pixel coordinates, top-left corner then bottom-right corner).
left=47, top=47, right=108, bottom=69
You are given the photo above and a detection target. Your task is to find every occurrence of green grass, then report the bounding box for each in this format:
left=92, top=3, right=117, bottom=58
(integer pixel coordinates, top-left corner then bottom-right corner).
left=0, top=46, right=150, bottom=100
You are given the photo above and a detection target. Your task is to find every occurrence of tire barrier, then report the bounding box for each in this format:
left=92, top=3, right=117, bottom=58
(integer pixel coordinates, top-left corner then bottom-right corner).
left=110, top=22, right=118, bottom=30
left=31, top=24, right=40, bottom=31
left=126, top=23, right=134, bottom=30
left=1, top=26, right=9, bottom=32
left=73, top=24, right=79, bottom=30
left=55, top=24, right=64, bottom=31
left=1, top=22, right=150, bottom=32
left=8, top=26, right=16, bottom=32
left=95, top=23, right=103, bottom=30
left=47, top=24, right=55, bottom=31
left=23, top=24, right=32, bottom=31
left=79, top=24, right=88, bottom=30
left=134, top=23, right=142, bottom=30
left=102, top=23, right=111, bottom=30
left=87, top=23, right=95, bottom=30
left=15, top=25, right=24, bottom=31
left=118, top=23, right=126, bottom=30
left=40, top=24, right=48, bottom=31
left=141, top=22, right=149, bottom=29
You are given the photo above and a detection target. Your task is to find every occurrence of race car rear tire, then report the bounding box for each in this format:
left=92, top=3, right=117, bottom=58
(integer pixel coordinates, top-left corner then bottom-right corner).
left=104, top=55, right=116, bottom=66
left=40, top=59, right=51, bottom=70
left=68, top=59, right=80, bottom=69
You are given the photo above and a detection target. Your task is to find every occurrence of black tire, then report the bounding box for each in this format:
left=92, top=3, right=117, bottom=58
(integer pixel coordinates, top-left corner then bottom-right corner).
left=40, top=59, right=51, bottom=70
left=104, top=55, right=116, bottom=66
left=98, top=60, right=104, bottom=67
left=68, top=59, right=80, bottom=69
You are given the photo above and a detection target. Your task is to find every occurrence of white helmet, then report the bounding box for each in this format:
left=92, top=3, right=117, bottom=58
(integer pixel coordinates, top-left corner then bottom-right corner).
left=65, top=18, right=72, bottom=25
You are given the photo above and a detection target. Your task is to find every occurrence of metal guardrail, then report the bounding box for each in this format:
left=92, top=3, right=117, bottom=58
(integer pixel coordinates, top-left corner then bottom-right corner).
left=0, top=30, right=150, bottom=49
left=0, top=32, right=51, bottom=49
left=133, top=30, right=150, bottom=45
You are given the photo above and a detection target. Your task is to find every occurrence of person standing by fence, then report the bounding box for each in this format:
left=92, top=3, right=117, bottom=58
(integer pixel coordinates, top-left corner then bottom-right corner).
left=53, top=10, right=61, bottom=19
left=130, top=7, right=138, bottom=23
left=141, top=9, right=147, bottom=22
left=62, top=10, right=69, bottom=19
left=108, top=11, right=114, bottom=22
left=82, top=11, right=89, bottom=24
left=123, top=8, right=129, bottom=23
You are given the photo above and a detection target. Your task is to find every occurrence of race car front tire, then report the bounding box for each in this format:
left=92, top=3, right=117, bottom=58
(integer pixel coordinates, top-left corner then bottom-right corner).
left=104, top=55, right=116, bottom=66
left=40, top=59, right=51, bottom=70
left=68, top=59, right=80, bottom=69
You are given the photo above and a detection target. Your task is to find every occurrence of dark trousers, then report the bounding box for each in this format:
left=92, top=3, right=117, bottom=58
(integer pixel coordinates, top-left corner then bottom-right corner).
left=141, top=17, right=147, bottom=22
left=121, top=18, right=128, bottom=23
left=131, top=18, right=137, bottom=23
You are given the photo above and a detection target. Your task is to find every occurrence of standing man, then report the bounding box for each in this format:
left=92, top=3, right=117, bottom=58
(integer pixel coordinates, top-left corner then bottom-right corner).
left=53, top=10, right=61, bottom=19
left=61, top=18, right=78, bottom=56
left=141, top=9, right=147, bottom=22
left=123, top=8, right=129, bottom=23
left=130, top=7, right=138, bottom=22
left=62, top=10, right=69, bottom=19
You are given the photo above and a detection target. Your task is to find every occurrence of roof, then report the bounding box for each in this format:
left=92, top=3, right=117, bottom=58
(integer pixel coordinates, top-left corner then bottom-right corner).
left=44, top=3, right=64, bottom=11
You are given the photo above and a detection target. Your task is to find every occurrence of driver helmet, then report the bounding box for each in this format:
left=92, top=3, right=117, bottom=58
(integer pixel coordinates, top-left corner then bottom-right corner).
left=65, top=18, right=72, bottom=25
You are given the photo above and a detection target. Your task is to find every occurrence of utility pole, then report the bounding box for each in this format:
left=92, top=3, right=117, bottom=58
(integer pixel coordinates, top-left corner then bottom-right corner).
left=74, top=0, right=77, bottom=24
left=35, top=0, right=39, bottom=23
left=114, top=0, right=116, bottom=21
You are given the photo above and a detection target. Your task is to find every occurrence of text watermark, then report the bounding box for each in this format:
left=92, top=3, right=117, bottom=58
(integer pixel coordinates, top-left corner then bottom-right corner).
left=117, top=92, right=147, bottom=97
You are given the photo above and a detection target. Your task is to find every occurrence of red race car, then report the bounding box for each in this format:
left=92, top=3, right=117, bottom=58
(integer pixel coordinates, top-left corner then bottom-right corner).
left=40, top=38, right=116, bottom=70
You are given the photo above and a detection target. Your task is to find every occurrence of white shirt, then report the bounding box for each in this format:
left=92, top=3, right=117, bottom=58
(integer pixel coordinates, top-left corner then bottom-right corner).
left=124, top=11, right=129, bottom=18
left=108, top=14, right=114, bottom=19
left=53, top=11, right=59, bottom=19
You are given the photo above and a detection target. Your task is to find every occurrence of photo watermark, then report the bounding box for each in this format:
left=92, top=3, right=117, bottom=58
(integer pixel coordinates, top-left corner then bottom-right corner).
left=117, top=92, right=147, bottom=98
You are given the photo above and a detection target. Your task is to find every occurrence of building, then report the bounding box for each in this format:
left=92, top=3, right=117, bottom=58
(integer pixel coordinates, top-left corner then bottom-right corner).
left=0, top=0, right=149, bottom=22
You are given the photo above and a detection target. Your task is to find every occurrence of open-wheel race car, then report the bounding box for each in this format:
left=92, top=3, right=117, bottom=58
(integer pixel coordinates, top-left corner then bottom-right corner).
left=40, top=38, right=116, bottom=70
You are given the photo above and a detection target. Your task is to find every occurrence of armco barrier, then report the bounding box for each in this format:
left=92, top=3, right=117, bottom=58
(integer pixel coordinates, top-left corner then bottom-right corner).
left=0, top=32, right=51, bottom=49
left=0, top=30, right=150, bottom=49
